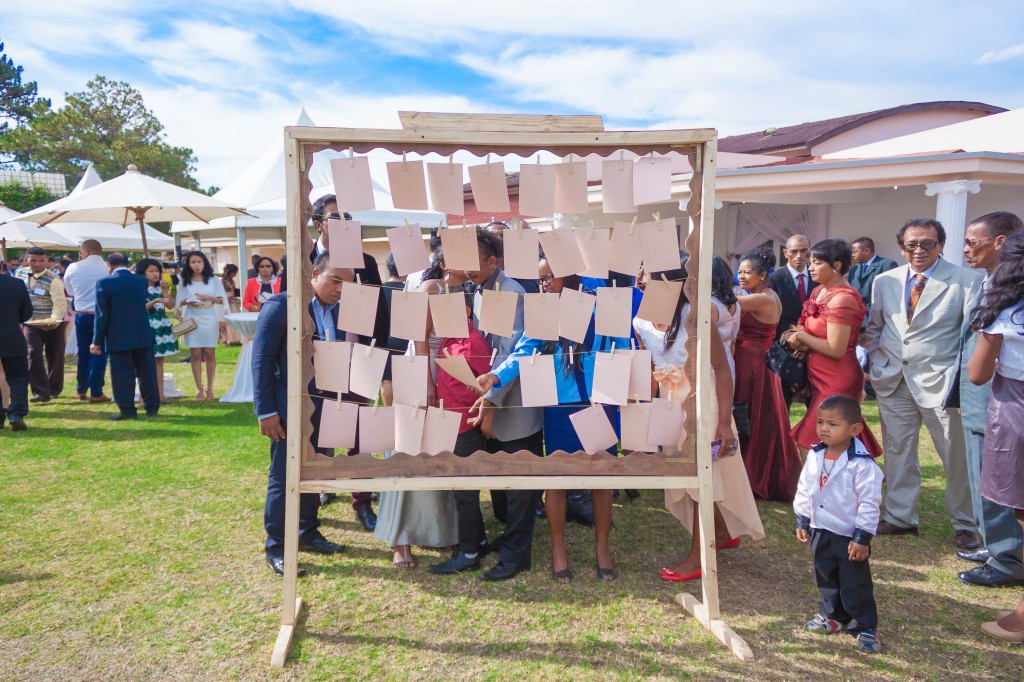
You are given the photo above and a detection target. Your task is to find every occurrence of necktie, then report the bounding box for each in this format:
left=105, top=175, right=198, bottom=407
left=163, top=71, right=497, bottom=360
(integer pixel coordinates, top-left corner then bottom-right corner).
left=907, top=274, right=927, bottom=323
left=797, top=273, right=807, bottom=303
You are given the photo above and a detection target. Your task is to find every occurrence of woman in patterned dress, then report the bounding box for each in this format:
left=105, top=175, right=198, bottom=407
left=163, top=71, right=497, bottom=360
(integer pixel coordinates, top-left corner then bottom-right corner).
left=135, top=258, right=178, bottom=404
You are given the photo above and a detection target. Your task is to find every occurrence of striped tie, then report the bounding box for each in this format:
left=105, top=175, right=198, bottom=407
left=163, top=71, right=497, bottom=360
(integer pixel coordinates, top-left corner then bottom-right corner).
left=907, top=274, right=926, bottom=323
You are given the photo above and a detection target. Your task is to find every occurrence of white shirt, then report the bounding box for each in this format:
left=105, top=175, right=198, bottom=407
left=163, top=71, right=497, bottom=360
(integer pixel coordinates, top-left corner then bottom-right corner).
left=793, top=437, right=883, bottom=543
left=63, top=255, right=109, bottom=313
left=985, top=305, right=1024, bottom=380
left=787, top=263, right=810, bottom=294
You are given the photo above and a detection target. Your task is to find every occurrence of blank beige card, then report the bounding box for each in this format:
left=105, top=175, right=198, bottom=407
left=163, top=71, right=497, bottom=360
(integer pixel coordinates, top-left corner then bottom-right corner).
left=595, top=286, right=632, bottom=338
left=638, top=218, right=681, bottom=273
left=330, top=156, right=376, bottom=212
left=348, top=342, right=390, bottom=399
left=357, top=405, right=395, bottom=454
left=389, top=289, right=428, bottom=342
left=568, top=405, right=619, bottom=454
left=468, top=162, right=511, bottom=213
left=328, top=218, right=366, bottom=269
left=338, top=281, right=380, bottom=338
left=395, top=403, right=426, bottom=455
left=538, top=229, right=585, bottom=278
left=385, top=225, right=430, bottom=276
left=601, top=159, right=636, bottom=214
left=421, top=406, right=461, bottom=455
left=607, top=221, right=643, bottom=276
left=518, top=354, right=559, bottom=407
left=312, top=340, right=351, bottom=394
left=438, top=225, right=480, bottom=272
left=428, top=291, right=470, bottom=339
left=635, top=278, right=681, bottom=326
left=558, top=289, right=596, bottom=345
left=574, top=227, right=610, bottom=279
left=591, top=351, right=631, bottom=406
left=317, top=399, right=358, bottom=450
left=386, top=159, right=428, bottom=210
left=391, top=354, right=429, bottom=407
left=524, top=293, right=560, bottom=341
left=426, top=162, right=465, bottom=215
left=553, top=161, right=588, bottom=214
left=518, top=163, right=556, bottom=218
left=501, top=228, right=541, bottom=280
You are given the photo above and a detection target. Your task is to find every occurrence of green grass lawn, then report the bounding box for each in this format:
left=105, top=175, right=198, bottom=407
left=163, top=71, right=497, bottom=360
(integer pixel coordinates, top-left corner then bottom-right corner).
left=2, top=346, right=1023, bottom=680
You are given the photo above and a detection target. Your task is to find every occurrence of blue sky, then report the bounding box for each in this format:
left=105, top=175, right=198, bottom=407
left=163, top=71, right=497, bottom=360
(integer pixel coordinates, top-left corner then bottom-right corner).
left=5, top=1, right=1024, bottom=188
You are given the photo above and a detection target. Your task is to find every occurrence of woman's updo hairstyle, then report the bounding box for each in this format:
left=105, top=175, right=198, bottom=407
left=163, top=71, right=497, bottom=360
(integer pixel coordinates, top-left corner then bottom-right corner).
left=739, top=249, right=775, bottom=276
left=809, top=238, right=853, bottom=275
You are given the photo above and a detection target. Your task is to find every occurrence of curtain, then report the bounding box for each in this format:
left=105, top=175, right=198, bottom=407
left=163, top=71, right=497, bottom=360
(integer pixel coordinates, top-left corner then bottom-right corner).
left=730, top=204, right=829, bottom=260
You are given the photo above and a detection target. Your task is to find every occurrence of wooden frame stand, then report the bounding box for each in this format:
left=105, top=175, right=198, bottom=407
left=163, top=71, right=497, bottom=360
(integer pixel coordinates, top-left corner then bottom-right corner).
left=271, top=112, right=751, bottom=667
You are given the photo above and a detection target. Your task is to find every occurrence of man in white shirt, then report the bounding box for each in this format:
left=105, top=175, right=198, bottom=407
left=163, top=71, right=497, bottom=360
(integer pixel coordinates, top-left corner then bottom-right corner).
left=63, top=239, right=110, bottom=402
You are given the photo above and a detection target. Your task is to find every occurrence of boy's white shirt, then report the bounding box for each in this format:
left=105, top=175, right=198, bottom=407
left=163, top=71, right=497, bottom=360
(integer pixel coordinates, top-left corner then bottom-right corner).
left=793, top=437, right=883, bottom=540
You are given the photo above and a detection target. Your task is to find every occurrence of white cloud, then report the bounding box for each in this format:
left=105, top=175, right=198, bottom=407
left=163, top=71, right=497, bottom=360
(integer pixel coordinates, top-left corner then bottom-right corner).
left=975, top=43, right=1024, bottom=65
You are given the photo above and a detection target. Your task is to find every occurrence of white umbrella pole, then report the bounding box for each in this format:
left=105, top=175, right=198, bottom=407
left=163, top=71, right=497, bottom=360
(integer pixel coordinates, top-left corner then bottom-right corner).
left=1, top=237, right=7, bottom=265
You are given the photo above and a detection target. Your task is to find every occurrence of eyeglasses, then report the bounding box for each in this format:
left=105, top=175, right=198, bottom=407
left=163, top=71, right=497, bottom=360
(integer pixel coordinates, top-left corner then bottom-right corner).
left=314, top=212, right=342, bottom=222
left=539, top=274, right=557, bottom=284
left=964, top=236, right=995, bottom=249
left=259, top=264, right=274, bottom=268
left=901, top=240, right=939, bottom=253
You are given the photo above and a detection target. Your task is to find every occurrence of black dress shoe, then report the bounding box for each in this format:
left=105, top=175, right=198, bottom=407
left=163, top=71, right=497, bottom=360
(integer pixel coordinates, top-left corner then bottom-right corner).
left=429, top=551, right=481, bottom=574
left=319, top=493, right=336, bottom=507
left=955, top=529, right=981, bottom=550
left=9, top=419, right=26, bottom=432
left=30, top=395, right=49, bottom=403
left=107, top=412, right=137, bottom=421
left=299, top=535, right=346, bottom=554
left=875, top=520, right=918, bottom=536
left=480, top=561, right=529, bottom=581
left=266, top=556, right=307, bottom=577
left=958, top=564, right=1024, bottom=587
left=957, top=548, right=992, bottom=563
left=355, top=504, right=377, bottom=532
left=145, top=411, right=159, bottom=417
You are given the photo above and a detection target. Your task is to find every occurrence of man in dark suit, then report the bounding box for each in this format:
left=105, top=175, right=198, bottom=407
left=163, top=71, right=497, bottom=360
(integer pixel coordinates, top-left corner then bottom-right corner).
left=308, top=194, right=388, bottom=530
left=90, top=253, right=160, bottom=420
left=766, top=234, right=818, bottom=407
left=0, top=272, right=33, bottom=431
left=254, top=251, right=347, bottom=576
left=850, top=236, right=898, bottom=315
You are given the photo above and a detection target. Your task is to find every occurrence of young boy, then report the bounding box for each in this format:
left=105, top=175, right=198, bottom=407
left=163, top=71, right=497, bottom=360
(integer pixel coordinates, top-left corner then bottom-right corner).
left=794, top=394, right=884, bottom=653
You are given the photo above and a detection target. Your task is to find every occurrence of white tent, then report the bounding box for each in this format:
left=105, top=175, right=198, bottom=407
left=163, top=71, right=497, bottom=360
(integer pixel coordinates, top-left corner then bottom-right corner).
left=0, top=203, right=77, bottom=248
left=824, top=107, right=1024, bottom=159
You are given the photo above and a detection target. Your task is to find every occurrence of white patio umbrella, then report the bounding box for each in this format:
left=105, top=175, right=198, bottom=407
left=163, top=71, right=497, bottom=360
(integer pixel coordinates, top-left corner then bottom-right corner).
left=12, top=164, right=250, bottom=256
left=0, top=202, right=77, bottom=259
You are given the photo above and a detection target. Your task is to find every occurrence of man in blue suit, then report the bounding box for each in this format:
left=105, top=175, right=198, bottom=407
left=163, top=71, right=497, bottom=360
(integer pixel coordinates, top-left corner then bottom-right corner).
left=253, top=250, right=347, bottom=576
left=0, top=271, right=33, bottom=431
left=850, top=236, right=899, bottom=316
left=90, top=253, right=160, bottom=420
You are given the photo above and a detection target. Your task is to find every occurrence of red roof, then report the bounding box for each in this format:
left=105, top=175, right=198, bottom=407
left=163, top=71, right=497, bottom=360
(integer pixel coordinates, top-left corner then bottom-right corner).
left=718, top=101, right=1006, bottom=155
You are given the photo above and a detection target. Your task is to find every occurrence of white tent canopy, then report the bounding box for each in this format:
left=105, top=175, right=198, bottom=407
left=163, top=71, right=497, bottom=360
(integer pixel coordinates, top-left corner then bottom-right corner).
left=824, top=107, right=1024, bottom=159
left=0, top=203, right=77, bottom=248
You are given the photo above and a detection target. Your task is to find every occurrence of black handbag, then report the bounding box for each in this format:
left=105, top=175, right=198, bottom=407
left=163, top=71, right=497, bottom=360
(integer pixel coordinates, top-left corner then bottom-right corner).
left=765, top=340, right=807, bottom=391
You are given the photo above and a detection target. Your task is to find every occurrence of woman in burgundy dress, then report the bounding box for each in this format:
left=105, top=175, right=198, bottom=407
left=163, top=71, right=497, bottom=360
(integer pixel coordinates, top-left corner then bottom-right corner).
left=786, top=238, right=882, bottom=456
left=734, top=250, right=803, bottom=502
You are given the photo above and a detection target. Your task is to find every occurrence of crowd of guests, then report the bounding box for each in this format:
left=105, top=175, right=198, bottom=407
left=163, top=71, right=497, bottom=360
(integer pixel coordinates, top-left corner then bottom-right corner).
left=249, top=193, right=1024, bottom=651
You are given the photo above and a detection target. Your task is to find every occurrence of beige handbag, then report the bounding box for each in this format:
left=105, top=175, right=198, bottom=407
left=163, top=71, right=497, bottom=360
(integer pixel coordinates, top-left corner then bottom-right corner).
left=172, top=318, right=198, bottom=338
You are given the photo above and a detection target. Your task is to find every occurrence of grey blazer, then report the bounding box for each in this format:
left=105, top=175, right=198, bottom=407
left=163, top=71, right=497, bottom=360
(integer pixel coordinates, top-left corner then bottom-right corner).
left=474, top=270, right=543, bottom=442
left=864, top=259, right=983, bottom=409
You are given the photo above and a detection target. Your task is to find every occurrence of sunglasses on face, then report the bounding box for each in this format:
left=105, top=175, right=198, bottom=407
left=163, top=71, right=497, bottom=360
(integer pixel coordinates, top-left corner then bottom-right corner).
left=902, top=240, right=939, bottom=253
left=964, top=236, right=995, bottom=249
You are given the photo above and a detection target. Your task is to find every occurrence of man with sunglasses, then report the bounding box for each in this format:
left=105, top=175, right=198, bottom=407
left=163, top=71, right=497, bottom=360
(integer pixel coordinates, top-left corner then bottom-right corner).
left=864, top=219, right=984, bottom=552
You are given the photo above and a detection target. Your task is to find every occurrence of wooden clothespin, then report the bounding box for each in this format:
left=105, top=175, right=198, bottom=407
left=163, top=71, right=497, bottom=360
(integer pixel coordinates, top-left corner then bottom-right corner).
left=630, top=337, right=636, bottom=353
left=612, top=280, right=618, bottom=299
left=365, top=338, right=376, bottom=357
left=443, top=347, right=453, bottom=360
left=530, top=348, right=538, bottom=366
left=404, top=217, right=412, bottom=236
left=610, top=342, right=616, bottom=356
left=653, top=211, right=661, bottom=228
left=439, top=399, right=445, bottom=414
left=591, top=398, right=600, bottom=413
left=373, top=396, right=380, bottom=414
left=569, top=344, right=574, bottom=366
left=485, top=154, right=491, bottom=172
left=348, top=147, right=355, bottom=167
left=355, top=272, right=362, bottom=293
left=402, top=151, right=408, bottom=168
left=448, top=154, right=454, bottom=175
left=629, top=216, right=637, bottom=235
left=490, top=347, right=497, bottom=366
left=588, top=219, right=595, bottom=239
left=649, top=151, right=655, bottom=165
left=535, top=156, right=542, bottom=175
left=336, top=393, right=343, bottom=409
left=577, top=282, right=584, bottom=302
left=445, top=283, right=451, bottom=301
left=414, top=400, right=422, bottom=416
left=568, top=153, right=574, bottom=173
left=619, top=150, right=625, bottom=171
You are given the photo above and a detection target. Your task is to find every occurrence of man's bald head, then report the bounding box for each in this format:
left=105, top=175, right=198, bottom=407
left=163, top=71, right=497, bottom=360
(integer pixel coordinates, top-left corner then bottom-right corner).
left=784, top=234, right=810, bottom=271
left=81, top=240, right=102, bottom=255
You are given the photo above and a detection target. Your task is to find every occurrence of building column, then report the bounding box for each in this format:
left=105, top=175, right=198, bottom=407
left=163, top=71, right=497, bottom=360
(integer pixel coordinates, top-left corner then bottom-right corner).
left=924, top=180, right=981, bottom=267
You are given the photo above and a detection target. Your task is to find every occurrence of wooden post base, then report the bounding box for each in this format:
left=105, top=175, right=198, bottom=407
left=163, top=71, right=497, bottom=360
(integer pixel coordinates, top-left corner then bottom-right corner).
left=674, top=593, right=753, bottom=661
left=270, top=597, right=304, bottom=669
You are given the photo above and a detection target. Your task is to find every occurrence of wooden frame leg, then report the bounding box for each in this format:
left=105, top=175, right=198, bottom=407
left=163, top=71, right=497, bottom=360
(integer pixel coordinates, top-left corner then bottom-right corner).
left=674, top=593, right=753, bottom=661
left=271, top=597, right=304, bottom=669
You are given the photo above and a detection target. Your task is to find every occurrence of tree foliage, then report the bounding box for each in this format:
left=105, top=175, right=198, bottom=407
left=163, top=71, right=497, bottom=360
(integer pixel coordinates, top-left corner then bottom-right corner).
left=0, top=181, right=57, bottom=213
left=6, top=76, right=200, bottom=190
left=0, top=41, right=51, bottom=166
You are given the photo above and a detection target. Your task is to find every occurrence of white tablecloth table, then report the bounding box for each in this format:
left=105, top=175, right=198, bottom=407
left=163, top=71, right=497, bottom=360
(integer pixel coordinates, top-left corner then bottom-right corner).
left=220, top=312, right=261, bottom=403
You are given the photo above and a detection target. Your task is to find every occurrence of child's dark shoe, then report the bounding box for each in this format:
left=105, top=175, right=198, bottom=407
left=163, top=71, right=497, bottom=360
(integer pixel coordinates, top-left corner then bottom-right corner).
left=856, top=629, right=881, bottom=653
left=805, top=614, right=842, bottom=634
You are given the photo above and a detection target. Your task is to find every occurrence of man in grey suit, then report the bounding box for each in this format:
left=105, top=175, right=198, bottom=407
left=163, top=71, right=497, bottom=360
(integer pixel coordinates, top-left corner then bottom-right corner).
left=850, top=236, right=899, bottom=316
left=864, top=218, right=984, bottom=550
left=954, top=212, right=1024, bottom=586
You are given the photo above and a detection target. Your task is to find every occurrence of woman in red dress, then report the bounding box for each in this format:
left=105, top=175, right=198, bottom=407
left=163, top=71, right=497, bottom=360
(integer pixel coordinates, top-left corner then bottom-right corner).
left=786, top=238, right=882, bottom=456
left=734, top=250, right=803, bottom=501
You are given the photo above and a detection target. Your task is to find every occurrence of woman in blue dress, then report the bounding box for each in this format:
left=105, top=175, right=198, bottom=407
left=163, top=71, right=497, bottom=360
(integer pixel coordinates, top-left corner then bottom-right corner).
left=476, top=256, right=629, bottom=583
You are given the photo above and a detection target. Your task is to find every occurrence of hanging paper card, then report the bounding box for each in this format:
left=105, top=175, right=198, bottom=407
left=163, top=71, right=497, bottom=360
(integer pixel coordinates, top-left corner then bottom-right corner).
left=635, top=277, right=681, bottom=326
left=591, top=351, right=631, bottom=405
left=501, top=228, right=541, bottom=280
left=386, top=159, right=428, bottom=210
left=436, top=352, right=484, bottom=391
left=395, top=403, right=426, bottom=454
left=338, top=280, right=380, bottom=338
left=330, top=156, right=375, bottom=212
left=524, top=293, right=560, bottom=341
left=573, top=226, right=610, bottom=279
left=327, top=218, right=365, bottom=269
left=317, top=400, right=358, bottom=450
left=348, top=342, right=390, bottom=399
left=647, top=397, right=686, bottom=447
left=601, top=159, right=636, bottom=214
left=468, top=162, right=511, bottom=213
left=568, top=405, right=619, bottom=454
left=518, top=354, right=558, bottom=407
left=426, top=162, right=465, bottom=215
left=538, top=229, right=586, bottom=278
left=620, top=402, right=657, bottom=453
left=391, top=354, right=429, bottom=407
left=421, top=406, right=461, bottom=455
left=357, top=405, right=396, bottom=454
left=386, top=225, right=430, bottom=276
left=595, top=287, right=632, bottom=338
left=554, top=161, right=588, bottom=214
left=438, top=225, right=480, bottom=272
left=638, top=218, right=681, bottom=273
left=632, top=156, right=673, bottom=206
left=628, top=349, right=653, bottom=402
left=312, top=340, right=351, bottom=394
left=519, top=163, right=556, bottom=218
left=428, top=291, right=470, bottom=339
left=389, top=289, right=428, bottom=342
left=478, top=288, right=518, bottom=338
left=608, top=220, right=643, bottom=276
left=558, top=289, right=596, bottom=345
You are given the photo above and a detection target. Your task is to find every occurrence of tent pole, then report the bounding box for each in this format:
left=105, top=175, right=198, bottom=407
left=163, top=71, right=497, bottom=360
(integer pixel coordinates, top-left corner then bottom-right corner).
left=1, top=237, right=7, bottom=265
left=136, top=209, right=151, bottom=257
left=237, top=226, right=248, bottom=293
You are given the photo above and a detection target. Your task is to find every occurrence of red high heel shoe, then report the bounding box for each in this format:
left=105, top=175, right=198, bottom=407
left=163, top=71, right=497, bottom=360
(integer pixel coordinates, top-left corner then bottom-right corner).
left=660, top=567, right=701, bottom=582
left=719, top=537, right=741, bottom=550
